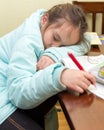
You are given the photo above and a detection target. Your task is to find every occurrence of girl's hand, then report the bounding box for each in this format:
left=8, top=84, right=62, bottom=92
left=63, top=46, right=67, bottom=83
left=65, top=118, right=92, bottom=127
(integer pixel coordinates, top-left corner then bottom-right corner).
left=37, top=56, right=55, bottom=70
left=61, top=69, right=96, bottom=93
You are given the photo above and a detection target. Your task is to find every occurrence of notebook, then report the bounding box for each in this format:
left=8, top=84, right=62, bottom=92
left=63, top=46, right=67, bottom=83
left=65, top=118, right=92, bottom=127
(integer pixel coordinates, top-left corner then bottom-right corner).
left=85, top=32, right=102, bottom=45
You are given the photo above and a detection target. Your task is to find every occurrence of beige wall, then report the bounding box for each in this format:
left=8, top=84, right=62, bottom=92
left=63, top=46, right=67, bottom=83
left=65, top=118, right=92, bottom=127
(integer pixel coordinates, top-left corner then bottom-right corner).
left=0, top=0, right=70, bottom=36
left=0, top=0, right=104, bottom=36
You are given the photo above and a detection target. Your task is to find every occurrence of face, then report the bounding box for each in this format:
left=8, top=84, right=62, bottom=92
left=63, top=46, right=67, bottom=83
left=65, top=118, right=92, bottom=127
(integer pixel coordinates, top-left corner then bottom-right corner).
left=41, top=14, right=80, bottom=49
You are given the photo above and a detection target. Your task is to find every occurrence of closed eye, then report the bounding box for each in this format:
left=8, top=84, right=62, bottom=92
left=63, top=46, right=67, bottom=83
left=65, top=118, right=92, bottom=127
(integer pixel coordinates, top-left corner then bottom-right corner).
left=53, top=35, right=60, bottom=42
left=53, top=32, right=61, bottom=42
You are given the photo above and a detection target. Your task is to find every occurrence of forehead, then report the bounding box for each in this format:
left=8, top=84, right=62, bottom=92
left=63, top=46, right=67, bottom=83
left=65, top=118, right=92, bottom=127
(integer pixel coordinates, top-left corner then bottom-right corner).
left=54, top=19, right=80, bottom=44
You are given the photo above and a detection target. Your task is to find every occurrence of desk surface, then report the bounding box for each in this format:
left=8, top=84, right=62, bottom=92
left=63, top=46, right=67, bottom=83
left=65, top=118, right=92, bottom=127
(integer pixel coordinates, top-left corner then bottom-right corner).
left=58, top=45, right=104, bottom=130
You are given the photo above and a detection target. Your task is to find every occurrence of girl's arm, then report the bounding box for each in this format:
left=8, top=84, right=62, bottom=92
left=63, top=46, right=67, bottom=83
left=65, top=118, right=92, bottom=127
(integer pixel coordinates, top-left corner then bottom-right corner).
left=7, top=35, right=66, bottom=109
left=43, top=33, right=91, bottom=62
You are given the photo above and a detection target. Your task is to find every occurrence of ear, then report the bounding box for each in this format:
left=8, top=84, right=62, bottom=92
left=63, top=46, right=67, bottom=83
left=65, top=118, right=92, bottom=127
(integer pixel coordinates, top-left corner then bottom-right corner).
left=41, top=13, right=49, bottom=26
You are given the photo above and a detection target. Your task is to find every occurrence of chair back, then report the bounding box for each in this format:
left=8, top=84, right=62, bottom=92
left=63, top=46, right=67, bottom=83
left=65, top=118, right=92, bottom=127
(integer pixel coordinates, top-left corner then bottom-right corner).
left=73, top=1, right=104, bottom=34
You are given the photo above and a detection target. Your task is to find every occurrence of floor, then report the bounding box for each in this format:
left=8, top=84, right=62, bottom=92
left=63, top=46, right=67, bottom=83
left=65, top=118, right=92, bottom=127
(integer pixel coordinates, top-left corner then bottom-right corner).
left=56, top=102, right=70, bottom=130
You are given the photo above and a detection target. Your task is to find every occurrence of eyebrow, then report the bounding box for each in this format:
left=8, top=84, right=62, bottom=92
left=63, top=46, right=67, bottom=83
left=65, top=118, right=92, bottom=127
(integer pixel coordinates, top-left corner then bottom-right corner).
left=54, top=30, right=71, bottom=46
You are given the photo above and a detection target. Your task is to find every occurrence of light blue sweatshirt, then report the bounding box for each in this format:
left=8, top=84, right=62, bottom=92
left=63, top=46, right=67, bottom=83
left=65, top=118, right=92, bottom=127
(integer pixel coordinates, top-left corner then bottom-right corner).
left=0, top=9, right=91, bottom=124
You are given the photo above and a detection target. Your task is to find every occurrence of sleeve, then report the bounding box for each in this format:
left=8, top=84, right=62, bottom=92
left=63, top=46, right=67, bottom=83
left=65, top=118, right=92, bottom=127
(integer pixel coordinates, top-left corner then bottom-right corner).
left=7, top=35, right=66, bottom=109
left=42, top=33, right=91, bottom=62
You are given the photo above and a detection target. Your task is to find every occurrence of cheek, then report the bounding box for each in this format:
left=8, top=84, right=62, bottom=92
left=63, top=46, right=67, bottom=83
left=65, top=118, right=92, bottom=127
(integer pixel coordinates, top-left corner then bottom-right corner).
left=69, top=32, right=80, bottom=45
left=43, top=32, right=53, bottom=47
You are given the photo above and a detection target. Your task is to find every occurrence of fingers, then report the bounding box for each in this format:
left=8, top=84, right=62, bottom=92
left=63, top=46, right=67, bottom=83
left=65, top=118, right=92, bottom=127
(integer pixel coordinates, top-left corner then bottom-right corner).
left=37, top=56, right=55, bottom=70
left=61, top=69, right=96, bottom=94
left=84, top=71, right=96, bottom=85
left=73, top=85, right=84, bottom=93
left=69, top=81, right=90, bottom=94
left=75, top=71, right=96, bottom=92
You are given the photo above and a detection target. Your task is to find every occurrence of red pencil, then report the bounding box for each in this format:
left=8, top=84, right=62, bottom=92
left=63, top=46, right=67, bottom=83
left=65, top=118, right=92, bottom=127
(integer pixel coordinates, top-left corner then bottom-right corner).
left=68, top=52, right=95, bottom=88
left=68, top=52, right=84, bottom=71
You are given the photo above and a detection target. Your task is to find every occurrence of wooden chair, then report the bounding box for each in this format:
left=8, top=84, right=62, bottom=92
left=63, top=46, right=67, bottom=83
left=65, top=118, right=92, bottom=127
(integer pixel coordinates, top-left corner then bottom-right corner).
left=72, top=1, right=104, bottom=34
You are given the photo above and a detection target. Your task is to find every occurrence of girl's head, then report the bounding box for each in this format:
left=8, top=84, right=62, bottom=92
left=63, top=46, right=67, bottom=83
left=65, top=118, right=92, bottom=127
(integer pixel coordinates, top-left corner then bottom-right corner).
left=41, top=3, right=88, bottom=49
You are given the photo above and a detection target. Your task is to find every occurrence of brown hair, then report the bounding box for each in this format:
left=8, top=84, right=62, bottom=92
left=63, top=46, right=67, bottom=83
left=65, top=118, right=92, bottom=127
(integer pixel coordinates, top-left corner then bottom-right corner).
left=47, top=3, right=88, bottom=42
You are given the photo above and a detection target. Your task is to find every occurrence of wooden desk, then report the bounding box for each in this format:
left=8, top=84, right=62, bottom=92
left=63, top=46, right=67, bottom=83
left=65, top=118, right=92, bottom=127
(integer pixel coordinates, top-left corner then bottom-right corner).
left=58, top=45, right=104, bottom=130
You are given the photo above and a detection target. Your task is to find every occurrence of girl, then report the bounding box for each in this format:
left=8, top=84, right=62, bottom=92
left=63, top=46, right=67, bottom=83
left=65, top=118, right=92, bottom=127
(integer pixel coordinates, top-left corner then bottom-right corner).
left=0, top=3, right=95, bottom=130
